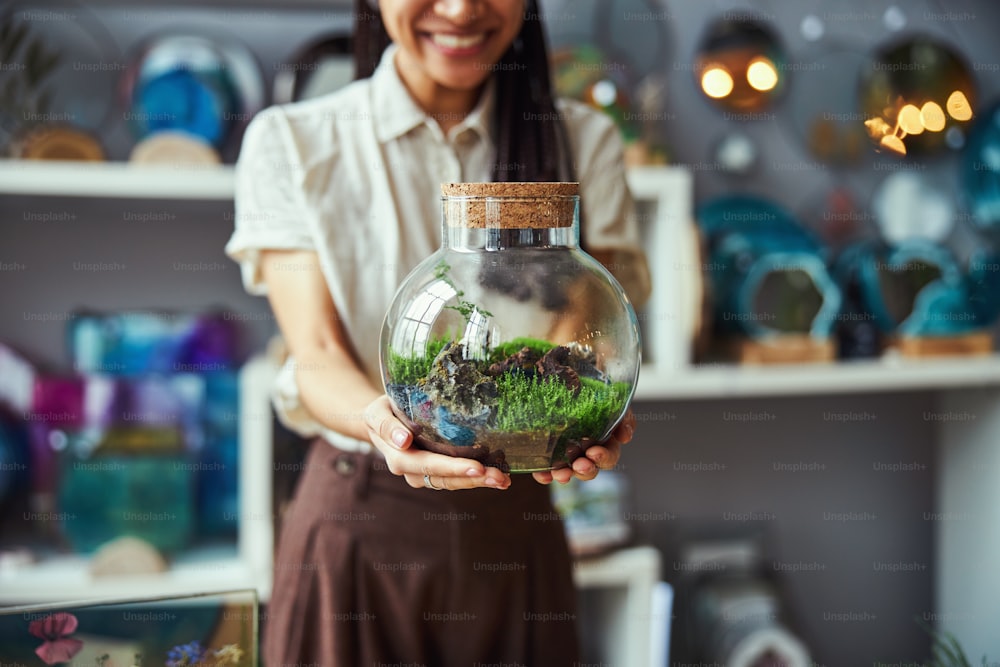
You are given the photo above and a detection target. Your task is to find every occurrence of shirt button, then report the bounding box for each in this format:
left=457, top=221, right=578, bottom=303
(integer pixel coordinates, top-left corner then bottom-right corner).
left=333, top=454, right=356, bottom=476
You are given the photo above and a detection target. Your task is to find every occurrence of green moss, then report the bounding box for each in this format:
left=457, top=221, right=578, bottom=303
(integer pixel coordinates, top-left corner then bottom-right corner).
left=488, top=336, right=557, bottom=363
left=493, top=372, right=630, bottom=439
left=387, top=336, right=450, bottom=385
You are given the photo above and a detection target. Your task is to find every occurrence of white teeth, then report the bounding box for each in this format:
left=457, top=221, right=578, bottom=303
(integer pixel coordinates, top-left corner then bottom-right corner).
left=431, top=33, right=485, bottom=49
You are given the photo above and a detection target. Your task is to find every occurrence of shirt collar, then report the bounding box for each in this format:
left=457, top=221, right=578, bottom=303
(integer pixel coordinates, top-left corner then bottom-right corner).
left=371, top=43, right=494, bottom=144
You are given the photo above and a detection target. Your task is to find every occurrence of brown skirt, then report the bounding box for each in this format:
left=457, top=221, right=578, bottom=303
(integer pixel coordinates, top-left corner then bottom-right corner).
left=263, top=440, right=581, bottom=667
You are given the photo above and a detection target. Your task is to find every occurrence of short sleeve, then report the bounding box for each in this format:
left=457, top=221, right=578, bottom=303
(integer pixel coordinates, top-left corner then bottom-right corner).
left=225, top=108, right=316, bottom=296
left=562, top=100, right=653, bottom=309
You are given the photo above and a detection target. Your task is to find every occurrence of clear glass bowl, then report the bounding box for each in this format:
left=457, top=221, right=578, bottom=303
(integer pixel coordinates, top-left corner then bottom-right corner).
left=380, top=182, right=641, bottom=473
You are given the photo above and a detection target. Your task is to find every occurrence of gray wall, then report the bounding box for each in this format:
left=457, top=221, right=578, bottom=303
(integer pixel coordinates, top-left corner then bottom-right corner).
left=4, top=0, right=1000, bottom=663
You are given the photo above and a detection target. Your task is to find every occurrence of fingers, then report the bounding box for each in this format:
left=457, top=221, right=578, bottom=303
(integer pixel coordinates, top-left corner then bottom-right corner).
left=532, top=470, right=554, bottom=485
left=391, top=449, right=510, bottom=490
left=614, top=409, right=637, bottom=444
left=364, top=395, right=412, bottom=451
left=365, top=396, right=510, bottom=491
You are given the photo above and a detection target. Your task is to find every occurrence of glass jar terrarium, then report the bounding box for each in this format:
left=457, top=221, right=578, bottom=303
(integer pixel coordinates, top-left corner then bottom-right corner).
left=379, top=182, right=641, bottom=473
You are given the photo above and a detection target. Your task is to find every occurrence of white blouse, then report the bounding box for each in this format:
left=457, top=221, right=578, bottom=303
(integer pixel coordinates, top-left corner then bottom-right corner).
left=226, top=44, right=651, bottom=452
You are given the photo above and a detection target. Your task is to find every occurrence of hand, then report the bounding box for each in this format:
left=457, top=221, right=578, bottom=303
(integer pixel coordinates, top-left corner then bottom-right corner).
left=363, top=395, right=511, bottom=491
left=532, top=409, right=636, bottom=485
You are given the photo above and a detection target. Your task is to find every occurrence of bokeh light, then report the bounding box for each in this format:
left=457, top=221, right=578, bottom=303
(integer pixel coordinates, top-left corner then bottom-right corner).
left=695, top=15, right=785, bottom=112
left=859, top=35, right=977, bottom=157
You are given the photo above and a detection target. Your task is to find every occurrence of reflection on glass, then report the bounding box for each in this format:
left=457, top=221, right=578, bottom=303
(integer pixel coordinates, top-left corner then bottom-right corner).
left=694, top=15, right=785, bottom=112
left=860, top=35, right=976, bottom=157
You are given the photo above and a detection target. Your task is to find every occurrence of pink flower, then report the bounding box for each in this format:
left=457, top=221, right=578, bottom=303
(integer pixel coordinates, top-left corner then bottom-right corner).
left=28, top=612, right=84, bottom=665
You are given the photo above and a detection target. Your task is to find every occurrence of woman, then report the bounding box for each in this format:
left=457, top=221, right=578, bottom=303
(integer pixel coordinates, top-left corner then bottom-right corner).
left=226, top=0, right=651, bottom=664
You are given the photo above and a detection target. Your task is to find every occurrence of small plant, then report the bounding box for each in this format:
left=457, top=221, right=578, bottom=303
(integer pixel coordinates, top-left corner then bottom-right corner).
left=434, top=259, right=493, bottom=322
left=387, top=335, right=450, bottom=385
left=918, top=618, right=990, bottom=667
left=488, top=336, right=556, bottom=362
left=0, top=9, right=63, bottom=148
left=494, top=372, right=630, bottom=440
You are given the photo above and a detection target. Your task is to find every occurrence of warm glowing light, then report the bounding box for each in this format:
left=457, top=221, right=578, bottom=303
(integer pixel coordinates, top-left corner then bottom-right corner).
left=920, top=102, right=947, bottom=132
left=898, top=104, right=924, bottom=135
left=881, top=134, right=907, bottom=155
left=746, top=58, right=778, bottom=92
left=701, top=66, right=734, bottom=99
left=946, top=90, right=973, bottom=121
left=865, top=117, right=893, bottom=139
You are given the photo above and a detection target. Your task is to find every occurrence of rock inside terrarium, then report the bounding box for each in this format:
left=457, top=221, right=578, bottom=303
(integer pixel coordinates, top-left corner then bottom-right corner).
left=386, top=335, right=632, bottom=473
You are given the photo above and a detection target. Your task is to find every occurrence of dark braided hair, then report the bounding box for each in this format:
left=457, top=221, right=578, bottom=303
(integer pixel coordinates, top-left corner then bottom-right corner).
left=352, top=0, right=574, bottom=184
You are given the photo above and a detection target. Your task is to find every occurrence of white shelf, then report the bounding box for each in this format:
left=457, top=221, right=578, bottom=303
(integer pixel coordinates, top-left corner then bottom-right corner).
left=0, top=546, right=259, bottom=605
left=0, top=358, right=277, bottom=606
left=573, top=545, right=662, bottom=667
left=0, top=160, right=235, bottom=200
left=636, top=353, right=1000, bottom=401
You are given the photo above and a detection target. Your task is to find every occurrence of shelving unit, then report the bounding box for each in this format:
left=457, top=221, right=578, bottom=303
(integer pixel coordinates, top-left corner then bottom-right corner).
left=3, top=159, right=999, bottom=660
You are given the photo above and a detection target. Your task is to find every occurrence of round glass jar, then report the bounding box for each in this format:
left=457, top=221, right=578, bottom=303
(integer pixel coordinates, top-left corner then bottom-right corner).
left=379, top=182, right=641, bottom=473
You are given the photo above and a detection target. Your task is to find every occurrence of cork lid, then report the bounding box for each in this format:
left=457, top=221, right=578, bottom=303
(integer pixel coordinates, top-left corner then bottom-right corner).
left=441, top=182, right=579, bottom=229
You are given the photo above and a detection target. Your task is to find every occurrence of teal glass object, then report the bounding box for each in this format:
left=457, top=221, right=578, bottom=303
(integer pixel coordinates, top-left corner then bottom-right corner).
left=197, top=373, right=240, bottom=537
left=964, top=248, right=1000, bottom=327
left=962, top=100, right=1000, bottom=241
left=70, top=311, right=243, bottom=376
left=833, top=238, right=991, bottom=337
left=59, top=445, right=194, bottom=553
left=697, top=196, right=841, bottom=340
left=0, top=417, right=29, bottom=508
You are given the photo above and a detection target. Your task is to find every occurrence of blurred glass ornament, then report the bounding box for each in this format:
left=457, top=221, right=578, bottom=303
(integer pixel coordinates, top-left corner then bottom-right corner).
left=697, top=196, right=841, bottom=341
left=831, top=238, right=990, bottom=338
left=872, top=170, right=956, bottom=244
left=695, top=14, right=786, bottom=113
left=552, top=44, right=640, bottom=143
left=272, top=34, right=354, bottom=105
left=2, top=3, right=117, bottom=133
left=962, top=100, right=1000, bottom=240
left=859, top=35, right=976, bottom=158
left=121, top=33, right=264, bottom=154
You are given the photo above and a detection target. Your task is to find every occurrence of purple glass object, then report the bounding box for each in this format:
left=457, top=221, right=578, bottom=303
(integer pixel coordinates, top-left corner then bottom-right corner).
left=70, top=311, right=244, bottom=376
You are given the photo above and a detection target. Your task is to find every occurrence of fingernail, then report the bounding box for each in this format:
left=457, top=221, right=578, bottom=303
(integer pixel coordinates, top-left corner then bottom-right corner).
left=466, top=468, right=481, bottom=477
left=591, top=451, right=606, bottom=463
left=485, top=477, right=499, bottom=487
left=391, top=430, right=408, bottom=448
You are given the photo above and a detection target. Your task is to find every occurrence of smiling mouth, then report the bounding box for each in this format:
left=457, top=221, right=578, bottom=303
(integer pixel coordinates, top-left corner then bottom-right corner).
left=429, top=32, right=487, bottom=49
